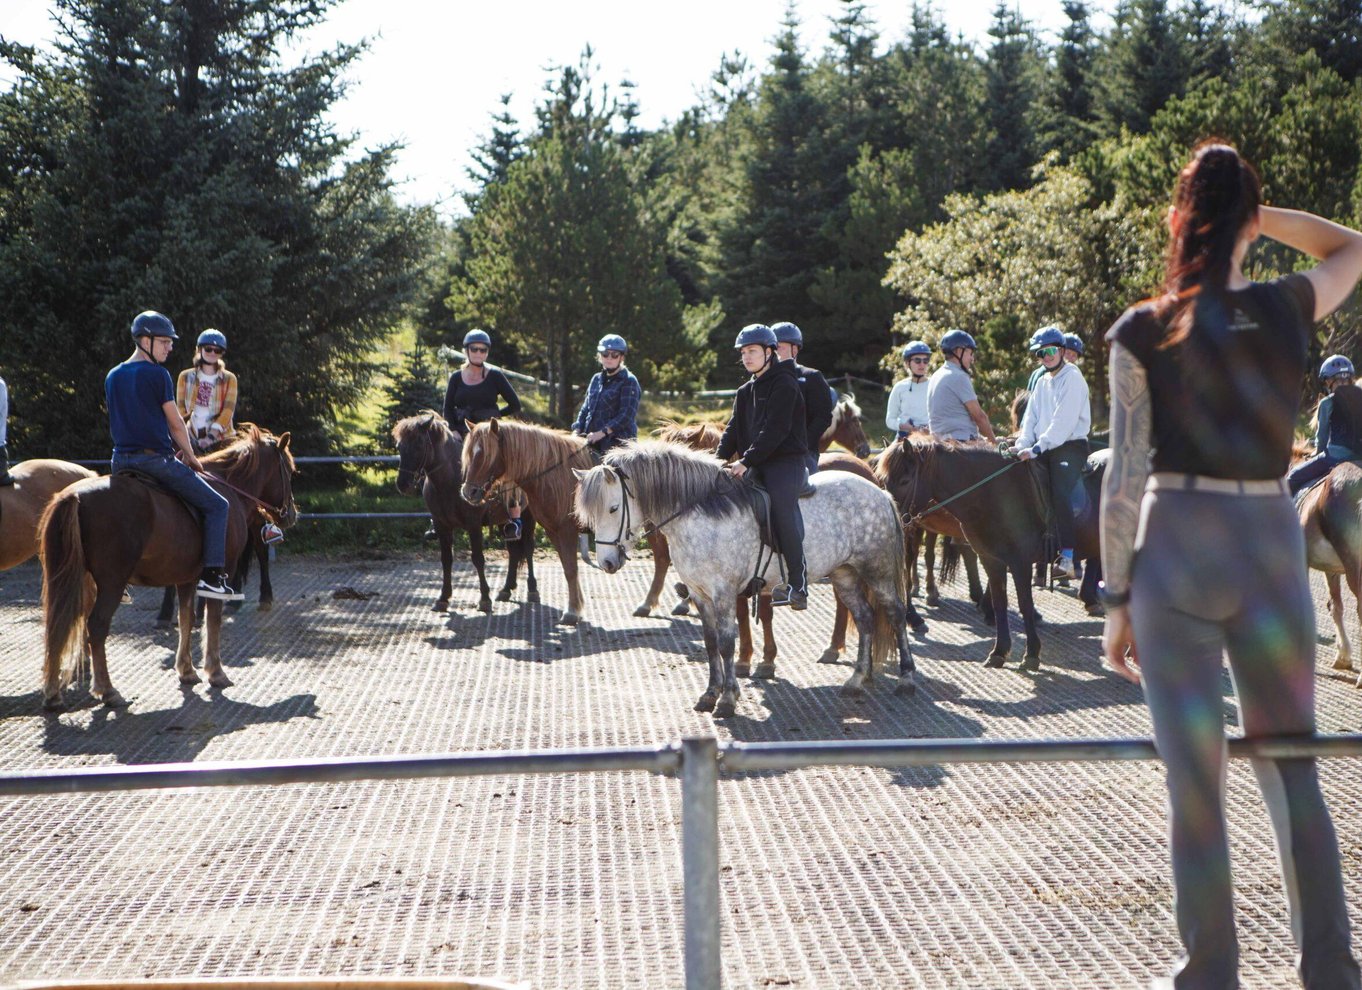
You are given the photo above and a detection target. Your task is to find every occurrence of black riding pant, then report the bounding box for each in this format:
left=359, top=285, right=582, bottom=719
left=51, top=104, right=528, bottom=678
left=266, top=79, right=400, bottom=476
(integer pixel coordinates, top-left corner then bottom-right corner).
left=1041, top=438, right=1088, bottom=549
left=754, top=455, right=808, bottom=596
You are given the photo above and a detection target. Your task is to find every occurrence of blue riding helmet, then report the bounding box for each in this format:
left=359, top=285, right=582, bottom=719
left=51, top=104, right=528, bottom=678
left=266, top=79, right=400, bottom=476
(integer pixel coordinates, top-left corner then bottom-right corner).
left=939, top=329, right=976, bottom=353
left=130, top=311, right=178, bottom=340
left=1028, top=325, right=1065, bottom=353
left=1320, top=354, right=1355, bottom=381
left=735, top=324, right=778, bottom=349
left=463, top=329, right=492, bottom=348
left=902, top=341, right=931, bottom=360
left=1062, top=332, right=1085, bottom=356
left=771, top=321, right=803, bottom=346
left=197, top=328, right=227, bottom=351
left=597, top=334, right=628, bottom=354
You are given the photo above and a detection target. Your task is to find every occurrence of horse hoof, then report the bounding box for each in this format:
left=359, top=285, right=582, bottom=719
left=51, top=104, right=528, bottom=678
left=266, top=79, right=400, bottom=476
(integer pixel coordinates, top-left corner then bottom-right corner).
left=895, top=680, right=917, bottom=697
left=101, top=690, right=128, bottom=708
left=257, top=600, right=273, bottom=613
left=1333, top=655, right=1353, bottom=671
left=816, top=649, right=841, bottom=665
left=752, top=662, right=775, bottom=680
left=42, top=695, right=64, bottom=713
left=1033, top=611, right=1044, bottom=624
left=179, top=671, right=202, bottom=686
left=478, top=598, right=493, bottom=613
left=694, top=692, right=717, bottom=713
left=632, top=604, right=652, bottom=618
left=925, top=593, right=941, bottom=608
left=983, top=654, right=1008, bottom=669
left=496, top=588, right=512, bottom=602
left=433, top=600, right=449, bottom=613
left=734, top=663, right=751, bottom=679
left=671, top=601, right=691, bottom=616
left=713, top=700, right=736, bottom=719
left=839, top=680, right=866, bottom=697
left=208, top=672, right=233, bottom=689
left=673, top=582, right=689, bottom=599
left=1019, top=656, right=1041, bottom=672
left=558, top=613, right=580, bottom=626
left=527, top=590, right=540, bottom=604
left=911, top=621, right=929, bottom=640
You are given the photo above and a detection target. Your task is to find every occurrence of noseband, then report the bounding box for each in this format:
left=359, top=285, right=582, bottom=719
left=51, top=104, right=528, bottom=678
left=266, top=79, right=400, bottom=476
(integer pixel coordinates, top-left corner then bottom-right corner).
left=592, top=466, right=637, bottom=561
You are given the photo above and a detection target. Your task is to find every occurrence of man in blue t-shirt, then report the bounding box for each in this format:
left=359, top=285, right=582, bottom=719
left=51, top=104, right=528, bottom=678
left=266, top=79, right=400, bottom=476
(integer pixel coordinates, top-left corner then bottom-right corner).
left=106, top=311, right=238, bottom=600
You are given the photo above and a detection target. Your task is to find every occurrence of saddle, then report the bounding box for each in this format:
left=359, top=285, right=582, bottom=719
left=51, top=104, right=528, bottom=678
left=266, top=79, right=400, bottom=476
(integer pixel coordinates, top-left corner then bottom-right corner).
left=740, top=482, right=780, bottom=554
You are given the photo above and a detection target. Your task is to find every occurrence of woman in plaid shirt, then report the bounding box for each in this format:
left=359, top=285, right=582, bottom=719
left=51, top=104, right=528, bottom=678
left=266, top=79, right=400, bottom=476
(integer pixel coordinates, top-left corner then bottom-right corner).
left=572, top=334, right=641, bottom=455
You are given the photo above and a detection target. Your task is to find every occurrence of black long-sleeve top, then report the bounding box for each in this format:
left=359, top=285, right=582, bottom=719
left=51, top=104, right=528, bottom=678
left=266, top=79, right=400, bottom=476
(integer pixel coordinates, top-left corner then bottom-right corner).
left=716, top=358, right=808, bottom=468
left=795, top=362, right=834, bottom=448
left=443, top=368, right=521, bottom=431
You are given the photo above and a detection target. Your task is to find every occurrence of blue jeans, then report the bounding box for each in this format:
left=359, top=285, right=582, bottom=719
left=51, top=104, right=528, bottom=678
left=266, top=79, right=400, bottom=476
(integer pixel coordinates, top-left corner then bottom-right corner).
left=1288, top=451, right=1338, bottom=497
left=111, top=451, right=229, bottom=569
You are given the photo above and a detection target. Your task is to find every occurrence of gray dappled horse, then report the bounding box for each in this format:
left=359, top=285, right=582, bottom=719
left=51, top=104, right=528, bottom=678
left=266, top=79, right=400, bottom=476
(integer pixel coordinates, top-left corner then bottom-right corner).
left=573, top=440, right=915, bottom=718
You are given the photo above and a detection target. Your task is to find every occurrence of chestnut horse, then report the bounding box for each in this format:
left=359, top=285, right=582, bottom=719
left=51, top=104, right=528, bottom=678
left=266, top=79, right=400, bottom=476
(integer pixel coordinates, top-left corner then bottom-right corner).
left=0, top=459, right=98, bottom=571
left=1295, top=448, right=1362, bottom=687
left=461, top=419, right=609, bottom=625
left=40, top=426, right=296, bottom=709
left=393, top=411, right=537, bottom=613
left=821, top=393, right=872, bottom=458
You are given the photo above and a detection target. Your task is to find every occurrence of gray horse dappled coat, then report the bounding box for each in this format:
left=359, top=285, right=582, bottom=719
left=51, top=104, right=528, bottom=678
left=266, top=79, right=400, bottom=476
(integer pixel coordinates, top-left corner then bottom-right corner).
left=573, top=440, right=915, bottom=719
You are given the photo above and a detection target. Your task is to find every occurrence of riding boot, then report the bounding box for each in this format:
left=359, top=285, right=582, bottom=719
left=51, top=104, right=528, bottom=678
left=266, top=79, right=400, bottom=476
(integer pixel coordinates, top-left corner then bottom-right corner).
left=0, top=445, right=12, bottom=485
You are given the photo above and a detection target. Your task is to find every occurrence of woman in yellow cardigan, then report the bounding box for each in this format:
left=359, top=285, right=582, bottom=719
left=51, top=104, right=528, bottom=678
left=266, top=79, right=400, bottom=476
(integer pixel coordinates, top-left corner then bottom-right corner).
left=176, top=328, right=239, bottom=452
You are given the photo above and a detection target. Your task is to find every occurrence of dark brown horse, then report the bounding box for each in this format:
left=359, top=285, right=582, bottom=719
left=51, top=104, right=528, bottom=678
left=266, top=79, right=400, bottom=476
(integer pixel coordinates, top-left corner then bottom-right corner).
left=878, top=436, right=1045, bottom=668
left=40, top=425, right=297, bottom=709
left=1295, top=445, right=1362, bottom=687
left=393, top=412, right=537, bottom=613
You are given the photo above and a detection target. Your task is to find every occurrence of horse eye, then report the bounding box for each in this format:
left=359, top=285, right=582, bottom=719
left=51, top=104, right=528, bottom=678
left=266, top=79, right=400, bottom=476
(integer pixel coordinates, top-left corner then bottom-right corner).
left=609, top=504, right=619, bottom=514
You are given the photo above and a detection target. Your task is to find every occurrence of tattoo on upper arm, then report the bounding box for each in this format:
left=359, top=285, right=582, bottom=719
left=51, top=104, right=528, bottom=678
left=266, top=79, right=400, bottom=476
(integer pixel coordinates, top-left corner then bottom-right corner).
left=1100, top=343, right=1152, bottom=593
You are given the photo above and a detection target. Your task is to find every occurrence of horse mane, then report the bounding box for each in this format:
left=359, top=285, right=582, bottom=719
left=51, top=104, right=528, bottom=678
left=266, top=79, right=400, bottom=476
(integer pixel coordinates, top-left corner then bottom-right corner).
left=392, top=409, right=454, bottom=446
left=1010, top=389, right=1030, bottom=433
left=597, top=440, right=744, bottom=524
left=875, top=433, right=996, bottom=485
left=203, top=423, right=294, bottom=484
left=654, top=420, right=725, bottom=451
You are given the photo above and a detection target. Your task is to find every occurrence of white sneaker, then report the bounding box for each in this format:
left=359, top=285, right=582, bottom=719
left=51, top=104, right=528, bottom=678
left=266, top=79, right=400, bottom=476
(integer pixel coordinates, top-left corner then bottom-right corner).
left=1053, top=554, right=1077, bottom=580
left=196, top=569, right=243, bottom=601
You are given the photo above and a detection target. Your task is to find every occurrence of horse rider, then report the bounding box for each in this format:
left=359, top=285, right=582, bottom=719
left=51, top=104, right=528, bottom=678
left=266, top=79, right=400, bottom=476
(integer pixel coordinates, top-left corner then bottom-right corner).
left=771, top=321, right=833, bottom=475
left=106, top=311, right=238, bottom=600
left=927, top=329, right=997, bottom=443
left=1015, top=325, right=1091, bottom=580
left=887, top=341, right=932, bottom=440
left=717, top=324, right=810, bottom=610
left=1287, top=354, right=1362, bottom=496
left=0, top=368, right=12, bottom=485
left=572, top=334, right=641, bottom=455
left=1062, top=331, right=1085, bottom=366
left=440, top=328, right=524, bottom=540
left=176, top=328, right=239, bottom=453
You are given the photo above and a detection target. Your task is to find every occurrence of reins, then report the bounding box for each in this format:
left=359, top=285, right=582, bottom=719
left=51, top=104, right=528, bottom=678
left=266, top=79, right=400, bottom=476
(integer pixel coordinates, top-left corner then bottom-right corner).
left=198, top=449, right=294, bottom=523
left=906, top=456, right=1020, bottom=528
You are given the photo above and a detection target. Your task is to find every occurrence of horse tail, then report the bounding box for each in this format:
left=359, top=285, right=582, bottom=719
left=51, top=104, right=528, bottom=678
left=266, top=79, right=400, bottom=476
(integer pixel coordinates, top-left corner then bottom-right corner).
left=40, top=491, right=88, bottom=692
left=866, top=497, right=910, bottom=670
left=939, top=536, right=960, bottom=586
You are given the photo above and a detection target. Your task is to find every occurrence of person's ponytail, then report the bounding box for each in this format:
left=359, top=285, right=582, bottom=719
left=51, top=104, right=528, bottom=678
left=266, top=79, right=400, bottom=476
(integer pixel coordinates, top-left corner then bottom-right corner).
left=1157, top=142, right=1262, bottom=347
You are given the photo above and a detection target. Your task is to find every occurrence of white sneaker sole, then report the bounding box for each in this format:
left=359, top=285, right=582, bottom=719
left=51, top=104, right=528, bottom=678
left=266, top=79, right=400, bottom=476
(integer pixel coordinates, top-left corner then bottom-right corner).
left=196, top=587, right=244, bottom=602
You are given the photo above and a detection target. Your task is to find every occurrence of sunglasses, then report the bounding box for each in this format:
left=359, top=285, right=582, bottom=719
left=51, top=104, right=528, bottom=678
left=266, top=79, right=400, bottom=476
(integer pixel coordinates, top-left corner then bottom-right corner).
left=1037, top=346, right=1060, bottom=358
left=602, top=350, right=624, bottom=359
left=201, top=346, right=223, bottom=355
left=466, top=346, right=489, bottom=354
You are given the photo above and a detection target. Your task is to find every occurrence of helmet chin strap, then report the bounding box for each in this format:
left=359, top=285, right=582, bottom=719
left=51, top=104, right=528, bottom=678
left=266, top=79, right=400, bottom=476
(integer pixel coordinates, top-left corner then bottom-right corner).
left=136, top=337, right=160, bottom=363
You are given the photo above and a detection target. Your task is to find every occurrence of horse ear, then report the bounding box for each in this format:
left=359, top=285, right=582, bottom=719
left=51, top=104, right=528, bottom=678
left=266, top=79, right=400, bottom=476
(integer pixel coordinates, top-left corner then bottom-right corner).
left=464, top=419, right=476, bottom=434
left=572, top=468, right=587, bottom=483
left=489, top=418, right=500, bottom=434
left=278, top=432, right=291, bottom=450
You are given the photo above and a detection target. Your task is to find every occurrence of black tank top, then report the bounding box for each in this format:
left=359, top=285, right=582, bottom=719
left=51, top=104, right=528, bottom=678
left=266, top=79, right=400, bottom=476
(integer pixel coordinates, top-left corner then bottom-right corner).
left=1107, top=274, right=1315, bottom=480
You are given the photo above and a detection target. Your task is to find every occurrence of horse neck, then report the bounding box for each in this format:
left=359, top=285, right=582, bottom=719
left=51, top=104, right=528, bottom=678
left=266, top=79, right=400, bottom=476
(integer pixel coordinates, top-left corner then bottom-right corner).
left=430, top=431, right=462, bottom=483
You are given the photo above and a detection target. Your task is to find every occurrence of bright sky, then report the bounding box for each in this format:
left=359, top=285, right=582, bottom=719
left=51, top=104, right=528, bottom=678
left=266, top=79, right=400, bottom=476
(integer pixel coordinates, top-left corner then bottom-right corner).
left=3, top=0, right=1110, bottom=219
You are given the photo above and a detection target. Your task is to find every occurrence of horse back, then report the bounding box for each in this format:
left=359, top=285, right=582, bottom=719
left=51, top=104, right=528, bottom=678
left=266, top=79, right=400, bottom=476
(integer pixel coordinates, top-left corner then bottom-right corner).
left=1315, top=463, right=1362, bottom=569
left=0, top=460, right=99, bottom=570
left=818, top=451, right=877, bottom=485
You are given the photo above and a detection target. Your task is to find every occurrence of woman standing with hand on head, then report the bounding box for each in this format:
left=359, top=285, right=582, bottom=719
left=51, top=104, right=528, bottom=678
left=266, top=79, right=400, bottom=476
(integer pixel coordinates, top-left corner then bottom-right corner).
left=1101, top=142, right=1362, bottom=990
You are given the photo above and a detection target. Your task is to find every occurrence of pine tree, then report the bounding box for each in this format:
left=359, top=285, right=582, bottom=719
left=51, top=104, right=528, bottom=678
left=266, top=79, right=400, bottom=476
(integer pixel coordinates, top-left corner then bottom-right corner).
left=375, top=342, right=442, bottom=450
left=1038, top=1, right=1100, bottom=159
left=1257, top=0, right=1362, bottom=82
left=1094, top=0, right=1190, bottom=135
left=982, top=2, right=1042, bottom=190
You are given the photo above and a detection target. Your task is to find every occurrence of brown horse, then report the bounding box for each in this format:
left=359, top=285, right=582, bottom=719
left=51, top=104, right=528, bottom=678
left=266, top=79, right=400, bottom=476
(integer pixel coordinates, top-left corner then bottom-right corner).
left=1295, top=447, right=1362, bottom=687
left=821, top=393, right=872, bottom=458
left=393, top=411, right=537, bottom=613
left=40, top=425, right=297, bottom=710
left=460, top=419, right=606, bottom=625
left=0, top=459, right=98, bottom=570
left=878, top=436, right=1045, bottom=668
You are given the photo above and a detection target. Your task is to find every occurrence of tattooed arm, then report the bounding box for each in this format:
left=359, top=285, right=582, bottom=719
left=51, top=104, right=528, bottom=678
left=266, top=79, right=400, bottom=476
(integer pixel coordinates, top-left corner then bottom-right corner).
left=1101, top=340, right=1152, bottom=682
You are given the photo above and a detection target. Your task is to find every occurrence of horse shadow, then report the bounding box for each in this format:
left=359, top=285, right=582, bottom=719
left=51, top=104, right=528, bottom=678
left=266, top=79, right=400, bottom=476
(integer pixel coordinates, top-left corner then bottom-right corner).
left=40, top=689, right=321, bottom=763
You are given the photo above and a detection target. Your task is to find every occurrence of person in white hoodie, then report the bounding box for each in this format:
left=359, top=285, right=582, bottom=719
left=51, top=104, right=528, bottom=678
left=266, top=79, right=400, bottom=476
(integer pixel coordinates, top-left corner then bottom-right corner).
left=1015, top=324, right=1090, bottom=578
left=886, top=341, right=932, bottom=440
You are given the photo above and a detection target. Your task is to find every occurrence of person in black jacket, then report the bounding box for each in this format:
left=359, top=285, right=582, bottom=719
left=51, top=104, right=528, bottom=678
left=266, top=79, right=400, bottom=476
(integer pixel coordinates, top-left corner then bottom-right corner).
left=716, top=324, right=810, bottom=610
left=771, top=321, right=834, bottom=476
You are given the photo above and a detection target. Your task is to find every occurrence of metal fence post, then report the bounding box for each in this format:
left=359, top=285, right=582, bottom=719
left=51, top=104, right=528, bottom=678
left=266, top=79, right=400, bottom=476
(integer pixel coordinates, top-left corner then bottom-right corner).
left=682, top=735, right=721, bottom=990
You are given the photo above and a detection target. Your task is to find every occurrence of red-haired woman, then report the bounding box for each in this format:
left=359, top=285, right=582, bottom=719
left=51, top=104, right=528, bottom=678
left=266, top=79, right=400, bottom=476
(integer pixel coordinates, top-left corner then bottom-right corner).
left=1100, top=143, right=1362, bottom=988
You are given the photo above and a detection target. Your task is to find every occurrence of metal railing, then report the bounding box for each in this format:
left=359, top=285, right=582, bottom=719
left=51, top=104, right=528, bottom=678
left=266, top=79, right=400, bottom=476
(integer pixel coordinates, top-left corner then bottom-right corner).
left=2, top=732, right=1359, bottom=990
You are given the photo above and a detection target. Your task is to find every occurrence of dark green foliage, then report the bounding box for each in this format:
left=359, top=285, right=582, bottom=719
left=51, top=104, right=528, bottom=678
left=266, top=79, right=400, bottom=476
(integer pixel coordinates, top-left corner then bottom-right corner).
left=373, top=342, right=441, bottom=452
left=0, top=0, right=434, bottom=455
left=981, top=2, right=1043, bottom=191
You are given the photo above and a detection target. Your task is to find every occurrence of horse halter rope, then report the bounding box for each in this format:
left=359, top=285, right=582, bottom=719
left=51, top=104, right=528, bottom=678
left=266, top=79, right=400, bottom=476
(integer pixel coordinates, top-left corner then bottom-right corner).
left=201, top=445, right=296, bottom=526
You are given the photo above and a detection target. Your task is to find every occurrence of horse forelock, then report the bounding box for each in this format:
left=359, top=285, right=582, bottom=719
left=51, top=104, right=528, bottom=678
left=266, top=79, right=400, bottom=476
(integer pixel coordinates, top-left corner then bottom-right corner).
left=392, top=409, right=449, bottom=446
left=603, top=441, right=740, bottom=525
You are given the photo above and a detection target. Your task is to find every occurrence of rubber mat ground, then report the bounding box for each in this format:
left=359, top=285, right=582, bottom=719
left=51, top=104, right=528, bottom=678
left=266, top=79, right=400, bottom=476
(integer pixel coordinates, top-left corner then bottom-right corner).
left=0, top=548, right=1359, bottom=989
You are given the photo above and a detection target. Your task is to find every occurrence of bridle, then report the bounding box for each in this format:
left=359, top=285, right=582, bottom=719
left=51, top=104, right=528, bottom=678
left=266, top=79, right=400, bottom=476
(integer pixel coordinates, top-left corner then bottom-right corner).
left=201, top=440, right=297, bottom=526
left=397, top=428, right=437, bottom=492
left=592, top=465, right=732, bottom=561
